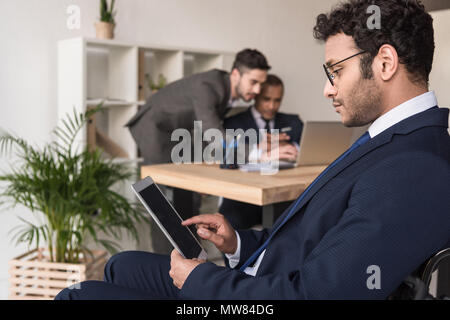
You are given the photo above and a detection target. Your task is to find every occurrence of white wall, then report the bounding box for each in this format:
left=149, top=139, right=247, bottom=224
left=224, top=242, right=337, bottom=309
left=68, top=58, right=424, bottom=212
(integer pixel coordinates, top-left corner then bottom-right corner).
left=430, top=9, right=450, bottom=133
left=0, top=1, right=449, bottom=299
left=430, top=9, right=450, bottom=108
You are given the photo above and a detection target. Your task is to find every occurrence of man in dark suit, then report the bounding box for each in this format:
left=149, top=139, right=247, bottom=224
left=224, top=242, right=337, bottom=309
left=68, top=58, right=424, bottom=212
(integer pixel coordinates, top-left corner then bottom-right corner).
left=126, top=49, right=270, bottom=254
left=219, top=74, right=304, bottom=229
left=56, top=0, right=449, bottom=300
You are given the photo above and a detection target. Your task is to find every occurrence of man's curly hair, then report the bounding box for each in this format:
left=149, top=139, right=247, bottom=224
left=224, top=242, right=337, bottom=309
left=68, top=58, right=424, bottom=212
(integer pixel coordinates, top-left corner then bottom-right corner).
left=313, top=0, right=434, bottom=86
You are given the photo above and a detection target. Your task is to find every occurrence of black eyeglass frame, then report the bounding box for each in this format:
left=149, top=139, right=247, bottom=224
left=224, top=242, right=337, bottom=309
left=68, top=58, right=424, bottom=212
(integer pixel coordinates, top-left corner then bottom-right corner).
left=323, top=51, right=366, bottom=86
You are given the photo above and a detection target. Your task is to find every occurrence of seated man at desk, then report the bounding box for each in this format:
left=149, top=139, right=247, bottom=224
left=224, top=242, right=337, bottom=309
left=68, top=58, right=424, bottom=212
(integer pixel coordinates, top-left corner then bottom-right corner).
left=219, top=74, right=304, bottom=229
left=56, top=0, right=449, bottom=300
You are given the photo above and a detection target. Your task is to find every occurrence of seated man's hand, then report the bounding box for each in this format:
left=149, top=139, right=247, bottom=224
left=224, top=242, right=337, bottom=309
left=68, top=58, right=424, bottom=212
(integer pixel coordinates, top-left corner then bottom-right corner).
left=262, top=132, right=290, bottom=151
left=182, top=213, right=237, bottom=254
left=277, top=142, right=298, bottom=161
left=266, top=132, right=290, bottom=143
left=261, top=142, right=298, bottom=162
left=169, top=249, right=205, bottom=289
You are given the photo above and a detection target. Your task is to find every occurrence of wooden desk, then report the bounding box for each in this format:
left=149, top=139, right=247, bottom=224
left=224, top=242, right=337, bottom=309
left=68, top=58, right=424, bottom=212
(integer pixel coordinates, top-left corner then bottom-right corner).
left=141, top=163, right=325, bottom=227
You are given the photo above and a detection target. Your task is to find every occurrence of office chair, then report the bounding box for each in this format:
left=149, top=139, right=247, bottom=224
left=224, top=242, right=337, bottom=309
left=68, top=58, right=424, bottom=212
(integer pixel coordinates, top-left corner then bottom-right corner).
left=389, top=247, right=450, bottom=300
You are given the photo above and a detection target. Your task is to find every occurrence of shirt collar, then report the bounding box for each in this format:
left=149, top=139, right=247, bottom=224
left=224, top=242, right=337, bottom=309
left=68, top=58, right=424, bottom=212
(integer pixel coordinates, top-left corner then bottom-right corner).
left=251, top=106, right=274, bottom=123
left=368, top=91, right=438, bottom=138
left=251, top=105, right=262, bottom=120
left=229, top=98, right=244, bottom=108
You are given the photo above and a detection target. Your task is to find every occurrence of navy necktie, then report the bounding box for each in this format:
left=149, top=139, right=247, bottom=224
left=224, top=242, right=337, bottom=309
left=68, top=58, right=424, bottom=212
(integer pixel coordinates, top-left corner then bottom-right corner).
left=239, top=131, right=371, bottom=271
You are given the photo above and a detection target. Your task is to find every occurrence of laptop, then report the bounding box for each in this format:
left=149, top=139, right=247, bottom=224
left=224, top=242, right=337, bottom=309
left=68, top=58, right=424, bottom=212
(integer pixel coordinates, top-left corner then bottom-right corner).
left=240, top=121, right=366, bottom=171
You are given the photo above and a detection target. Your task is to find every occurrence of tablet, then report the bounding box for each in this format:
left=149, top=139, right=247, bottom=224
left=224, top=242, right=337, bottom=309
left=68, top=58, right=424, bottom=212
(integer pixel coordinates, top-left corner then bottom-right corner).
left=131, top=177, right=207, bottom=260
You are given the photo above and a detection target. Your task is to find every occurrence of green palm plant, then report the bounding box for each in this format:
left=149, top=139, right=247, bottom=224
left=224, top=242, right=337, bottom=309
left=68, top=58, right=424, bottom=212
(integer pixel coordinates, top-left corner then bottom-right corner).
left=0, top=106, right=147, bottom=263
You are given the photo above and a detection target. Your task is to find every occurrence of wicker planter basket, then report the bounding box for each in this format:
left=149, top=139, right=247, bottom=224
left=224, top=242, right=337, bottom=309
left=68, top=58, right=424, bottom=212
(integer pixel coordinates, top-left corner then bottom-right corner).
left=9, top=248, right=107, bottom=300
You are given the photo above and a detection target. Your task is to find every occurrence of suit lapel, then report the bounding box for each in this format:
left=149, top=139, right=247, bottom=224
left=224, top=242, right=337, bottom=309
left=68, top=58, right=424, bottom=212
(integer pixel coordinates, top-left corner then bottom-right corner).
left=274, top=114, right=282, bottom=130
left=274, top=113, right=289, bottom=131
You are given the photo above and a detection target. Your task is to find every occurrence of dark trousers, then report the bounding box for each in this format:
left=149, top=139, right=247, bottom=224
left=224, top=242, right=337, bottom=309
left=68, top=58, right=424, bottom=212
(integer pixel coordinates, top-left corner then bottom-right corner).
left=55, top=251, right=180, bottom=300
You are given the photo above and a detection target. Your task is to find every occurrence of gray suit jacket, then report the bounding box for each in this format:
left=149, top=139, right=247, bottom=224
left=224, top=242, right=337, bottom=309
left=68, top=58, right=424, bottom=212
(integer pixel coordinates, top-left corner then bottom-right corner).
left=126, top=69, right=231, bottom=164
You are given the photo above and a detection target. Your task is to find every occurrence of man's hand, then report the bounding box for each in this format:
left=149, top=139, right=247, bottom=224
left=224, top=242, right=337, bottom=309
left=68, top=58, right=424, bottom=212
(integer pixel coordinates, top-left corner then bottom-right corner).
left=169, top=249, right=205, bottom=290
left=266, top=132, right=290, bottom=144
left=276, top=142, right=298, bottom=161
left=259, top=133, right=297, bottom=160
left=182, top=213, right=237, bottom=254
left=263, top=132, right=290, bottom=151
left=261, top=142, right=298, bottom=162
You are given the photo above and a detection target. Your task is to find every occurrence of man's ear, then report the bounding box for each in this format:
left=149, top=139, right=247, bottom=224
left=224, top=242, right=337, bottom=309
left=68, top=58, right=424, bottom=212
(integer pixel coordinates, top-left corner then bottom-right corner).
left=230, top=68, right=240, bottom=78
left=374, top=44, right=399, bottom=81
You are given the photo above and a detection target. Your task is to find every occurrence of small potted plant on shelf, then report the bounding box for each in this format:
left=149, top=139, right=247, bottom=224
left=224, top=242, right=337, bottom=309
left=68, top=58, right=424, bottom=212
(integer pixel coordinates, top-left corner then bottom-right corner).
left=0, top=105, right=147, bottom=299
left=146, top=73, right=167, bottom=94
left=95, top=0, right=116, bottom=39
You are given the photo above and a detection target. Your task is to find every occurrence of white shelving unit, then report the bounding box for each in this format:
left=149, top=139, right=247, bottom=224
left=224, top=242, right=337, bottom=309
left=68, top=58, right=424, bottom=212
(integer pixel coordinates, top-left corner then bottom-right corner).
left=57, top=37, right=235, bottom=163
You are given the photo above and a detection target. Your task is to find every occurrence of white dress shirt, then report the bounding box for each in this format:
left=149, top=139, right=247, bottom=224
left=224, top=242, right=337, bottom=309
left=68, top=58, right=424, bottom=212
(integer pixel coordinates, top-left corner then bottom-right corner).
left=226, top=91, right=438, bottom=276
left=251, top=106, right=275, bottom=130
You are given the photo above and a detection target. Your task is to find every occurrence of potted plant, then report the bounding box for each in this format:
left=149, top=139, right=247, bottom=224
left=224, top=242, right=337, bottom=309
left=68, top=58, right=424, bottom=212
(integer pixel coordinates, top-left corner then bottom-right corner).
left=95, top=0, right=116, bottom=39
left=146, top=73, right=167, bottom=94
left=0, top=106, right=147, bottom=299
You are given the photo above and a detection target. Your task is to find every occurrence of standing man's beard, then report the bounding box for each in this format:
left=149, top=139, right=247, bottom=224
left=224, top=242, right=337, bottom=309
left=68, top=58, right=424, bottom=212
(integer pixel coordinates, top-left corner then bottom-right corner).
left=235, top=80, right=253, bottom=103
left=343, top=76, right=382, bottom=127
left=235, top=81, right=245, bottom=102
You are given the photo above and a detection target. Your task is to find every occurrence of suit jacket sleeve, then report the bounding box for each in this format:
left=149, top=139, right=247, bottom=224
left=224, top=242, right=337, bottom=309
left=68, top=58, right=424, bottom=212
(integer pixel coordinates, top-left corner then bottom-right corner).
left=234, top=228, right=270, bottom=269
left=192, top=81, right=225, bottom=133
left=291, top=116, right=303, bottom=144
left=278, top=113, right=303, bottom=145
left=180, top=153, right=450, bottom=299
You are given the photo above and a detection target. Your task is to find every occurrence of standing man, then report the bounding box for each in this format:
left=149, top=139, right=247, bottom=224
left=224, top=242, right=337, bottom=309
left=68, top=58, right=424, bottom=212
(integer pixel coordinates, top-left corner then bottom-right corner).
left=219, top=74, right=303, bottom=229
left=126, top=49, right=270, bottom=254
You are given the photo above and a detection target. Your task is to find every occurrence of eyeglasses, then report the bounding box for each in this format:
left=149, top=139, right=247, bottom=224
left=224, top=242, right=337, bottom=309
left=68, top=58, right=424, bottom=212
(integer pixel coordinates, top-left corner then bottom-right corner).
left=323, top=51, right=366, bottom=86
